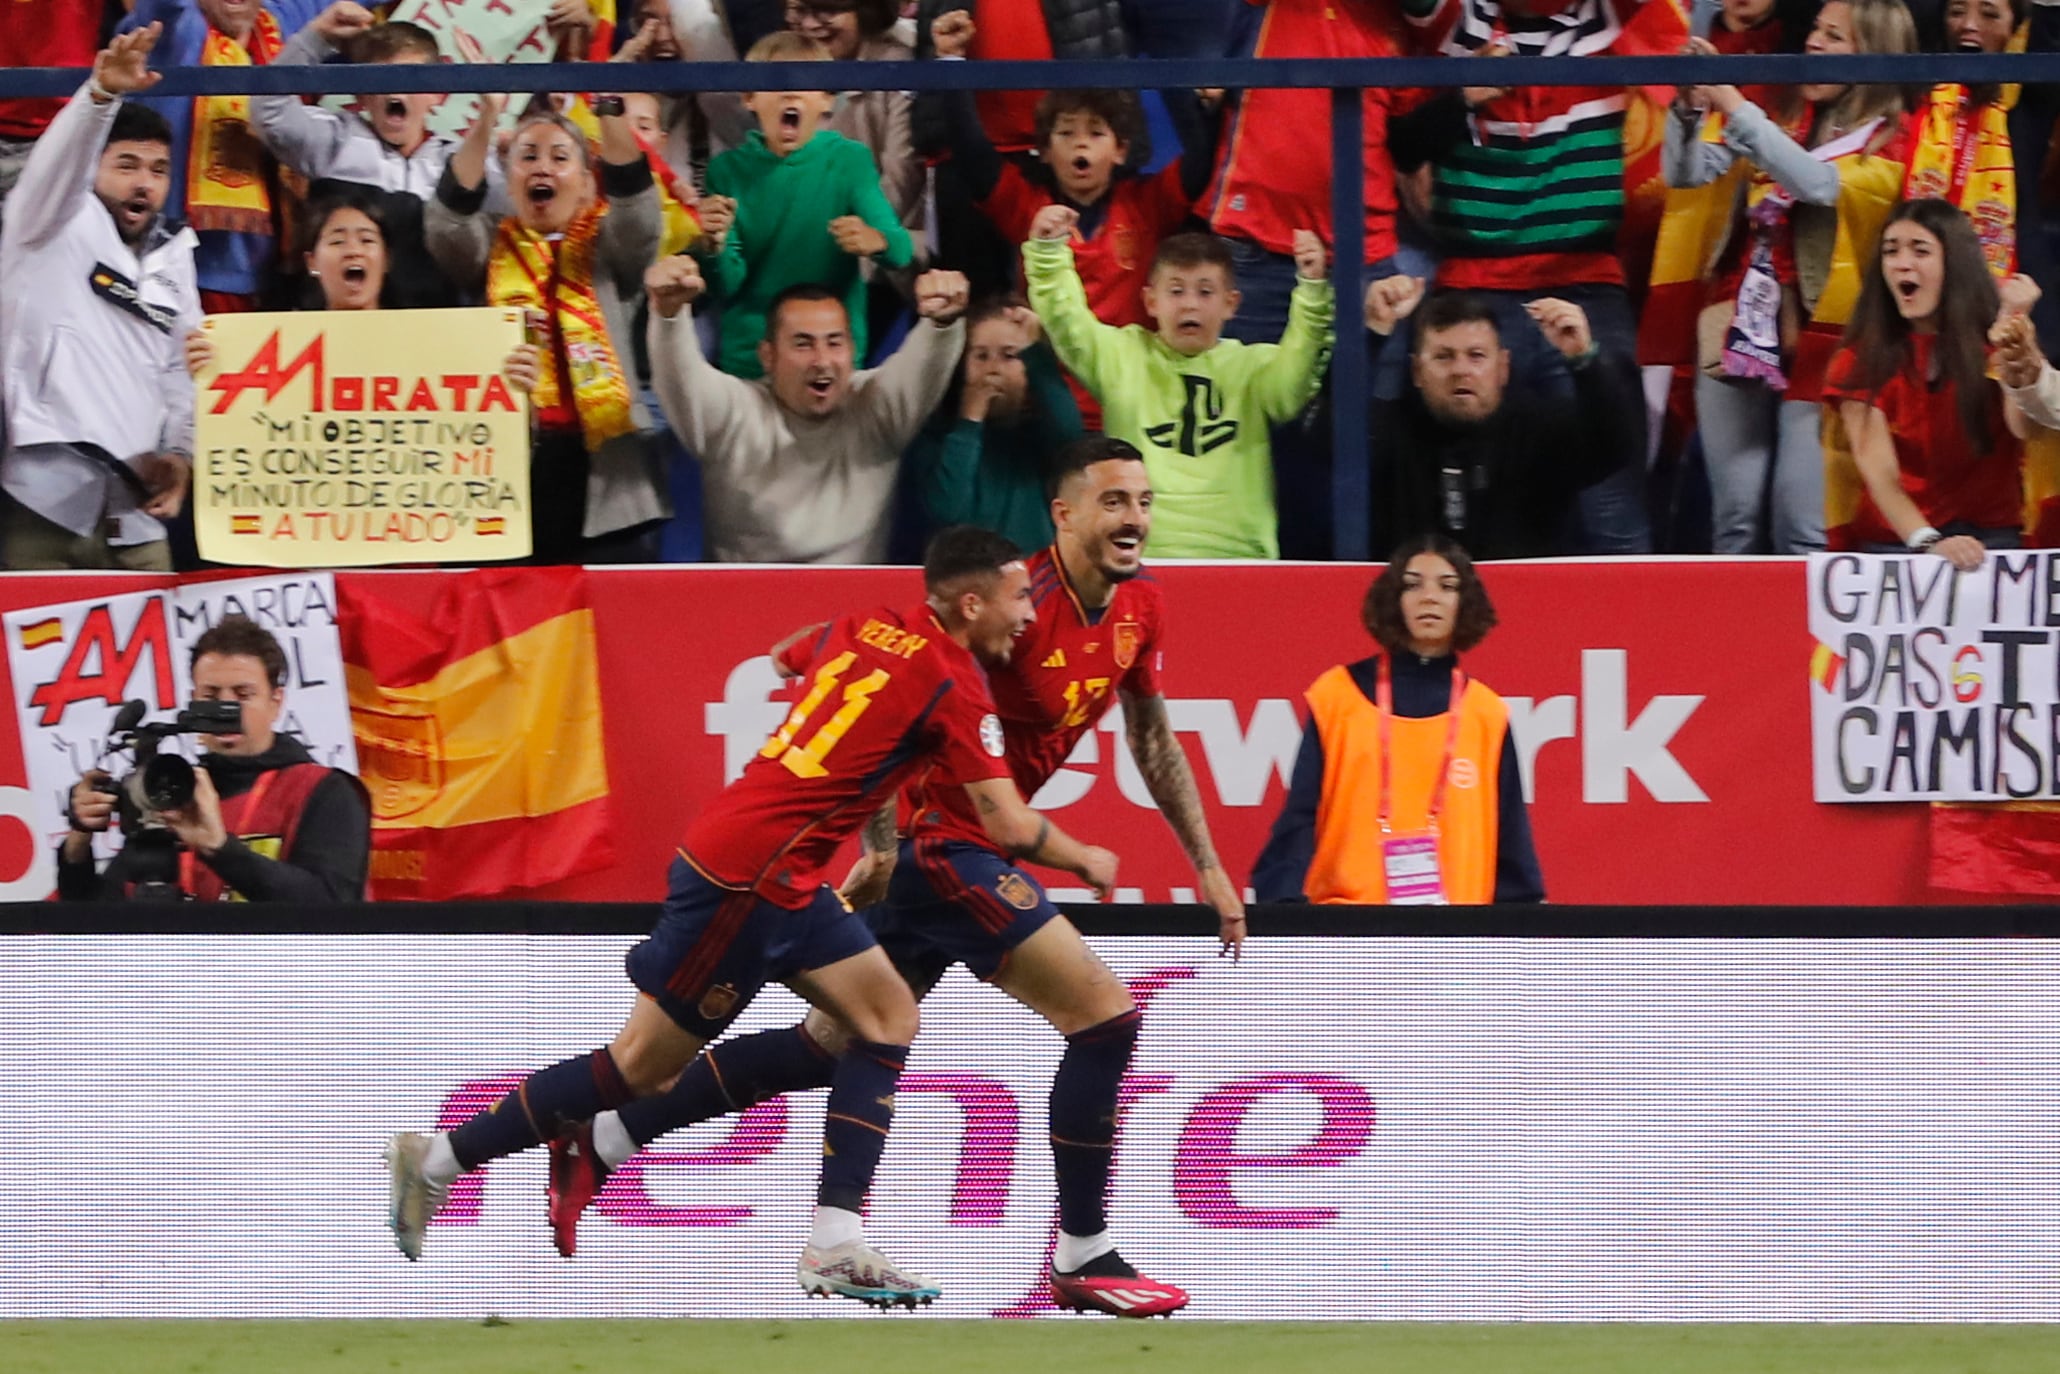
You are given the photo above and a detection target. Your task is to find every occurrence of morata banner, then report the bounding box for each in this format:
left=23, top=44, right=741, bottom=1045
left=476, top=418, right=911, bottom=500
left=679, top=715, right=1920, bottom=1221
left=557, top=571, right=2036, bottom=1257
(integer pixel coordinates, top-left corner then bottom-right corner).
left=191, top=309, right=532, bottom=567
left=1809, top=551, right=2060, bottom=802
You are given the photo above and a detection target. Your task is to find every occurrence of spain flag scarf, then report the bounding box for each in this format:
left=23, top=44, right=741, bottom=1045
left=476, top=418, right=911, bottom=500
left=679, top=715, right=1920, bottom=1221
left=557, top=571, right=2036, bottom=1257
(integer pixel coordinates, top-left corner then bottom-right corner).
left=184, top=10, right=283, bottom=236
left=484, top=202, right=636, bottom=452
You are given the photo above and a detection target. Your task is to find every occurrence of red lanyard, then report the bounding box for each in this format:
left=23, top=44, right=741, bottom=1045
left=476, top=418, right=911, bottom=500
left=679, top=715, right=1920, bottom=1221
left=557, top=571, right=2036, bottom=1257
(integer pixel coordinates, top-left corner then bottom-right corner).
left=1375, top=658, right=1466, bottom=833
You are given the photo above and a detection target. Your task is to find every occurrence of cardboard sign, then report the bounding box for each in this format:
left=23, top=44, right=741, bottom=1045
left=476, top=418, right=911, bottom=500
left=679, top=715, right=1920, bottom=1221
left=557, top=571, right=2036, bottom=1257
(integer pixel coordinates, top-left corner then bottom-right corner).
left=192, top=309, right=531, bottom=566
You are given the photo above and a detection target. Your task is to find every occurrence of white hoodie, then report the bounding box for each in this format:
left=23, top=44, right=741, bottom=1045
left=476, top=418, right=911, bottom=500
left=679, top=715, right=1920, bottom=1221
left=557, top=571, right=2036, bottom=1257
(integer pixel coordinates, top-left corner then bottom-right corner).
left=0, top=84, right=200, bottom=539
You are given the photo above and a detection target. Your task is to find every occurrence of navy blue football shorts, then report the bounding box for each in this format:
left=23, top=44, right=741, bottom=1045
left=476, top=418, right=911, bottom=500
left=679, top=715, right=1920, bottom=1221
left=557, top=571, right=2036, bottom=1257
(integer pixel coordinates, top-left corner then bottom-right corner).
left=626, top=854, right=879, bottom=1040
left=868, top=837, right=1062, bottom=992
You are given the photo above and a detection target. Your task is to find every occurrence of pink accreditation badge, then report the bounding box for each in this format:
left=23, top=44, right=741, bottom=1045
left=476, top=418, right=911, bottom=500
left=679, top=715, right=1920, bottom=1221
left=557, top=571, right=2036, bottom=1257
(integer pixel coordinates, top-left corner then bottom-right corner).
left=1375, top=658, right=1466, bottom=907
left=1380, top=832, right=1446, bottom=905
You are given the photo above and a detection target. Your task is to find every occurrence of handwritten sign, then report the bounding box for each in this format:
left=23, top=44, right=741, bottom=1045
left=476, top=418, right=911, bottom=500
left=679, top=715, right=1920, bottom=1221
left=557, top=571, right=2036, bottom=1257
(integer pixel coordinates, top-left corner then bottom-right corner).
left=2, top=574, right=357, bottom=874
left=193, top=309, right=531, bottom=566
left=1810, top=551, right=2060, bottom=801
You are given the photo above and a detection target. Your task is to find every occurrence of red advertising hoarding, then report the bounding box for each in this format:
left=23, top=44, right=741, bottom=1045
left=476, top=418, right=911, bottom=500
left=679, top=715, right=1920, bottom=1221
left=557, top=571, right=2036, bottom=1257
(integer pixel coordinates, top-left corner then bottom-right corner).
left=0, top=559, right=1933, bottom=904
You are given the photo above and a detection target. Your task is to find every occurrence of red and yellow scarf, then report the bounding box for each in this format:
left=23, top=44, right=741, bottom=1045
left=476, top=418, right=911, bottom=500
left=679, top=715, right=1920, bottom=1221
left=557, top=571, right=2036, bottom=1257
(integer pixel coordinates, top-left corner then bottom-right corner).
left=1904, top=82, right=2017, bottom=279
left=485, top=203, right=635, bottom=451
left=185, top=10, right=283, bottom=236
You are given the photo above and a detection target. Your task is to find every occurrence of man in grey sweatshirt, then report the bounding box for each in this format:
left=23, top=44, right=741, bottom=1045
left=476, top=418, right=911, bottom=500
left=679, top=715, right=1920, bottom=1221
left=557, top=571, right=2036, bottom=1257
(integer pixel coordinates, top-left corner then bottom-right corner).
left=646, top=256, right=968, bottom=564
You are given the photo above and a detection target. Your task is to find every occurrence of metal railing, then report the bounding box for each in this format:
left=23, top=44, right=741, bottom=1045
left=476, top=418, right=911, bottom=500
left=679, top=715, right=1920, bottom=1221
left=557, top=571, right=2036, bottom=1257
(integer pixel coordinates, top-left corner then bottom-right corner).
left=6, top=49, right=2057, bottom=559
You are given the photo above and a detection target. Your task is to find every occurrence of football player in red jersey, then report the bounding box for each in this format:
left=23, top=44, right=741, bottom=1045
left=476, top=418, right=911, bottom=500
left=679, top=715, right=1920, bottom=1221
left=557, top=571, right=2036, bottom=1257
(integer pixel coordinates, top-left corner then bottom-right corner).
left=385, top=526, right=1121, bottom=1311
left=550, top=437, right=1243, bottom=1318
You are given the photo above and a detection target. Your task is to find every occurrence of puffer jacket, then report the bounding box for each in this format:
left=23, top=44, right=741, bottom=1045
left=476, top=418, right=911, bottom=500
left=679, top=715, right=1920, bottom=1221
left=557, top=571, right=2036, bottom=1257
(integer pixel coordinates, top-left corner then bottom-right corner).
left=913, top=0, right=1128, bottom=154
left=916, top=0, right=1127, bottom=58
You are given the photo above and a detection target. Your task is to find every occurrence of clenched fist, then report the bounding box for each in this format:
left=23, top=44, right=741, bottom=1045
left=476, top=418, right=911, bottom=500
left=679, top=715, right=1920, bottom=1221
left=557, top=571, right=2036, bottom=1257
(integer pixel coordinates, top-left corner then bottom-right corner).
left=914, top=270, right=971, bottom=324
left=312, top=2, right=375, bottom=44
left=1991, top=310, right=2045, bottom=389
left=1364, top=274, right=1425, bottom=336
left=645, top=255, right=704, bottom=318
left=931, top=9, right=976, bottom=58
left=1029, top=204, right=1079, bottom=242
left=829, top=215, right=888, bottom=258
left=1292, top=229, right=1328, bottom=281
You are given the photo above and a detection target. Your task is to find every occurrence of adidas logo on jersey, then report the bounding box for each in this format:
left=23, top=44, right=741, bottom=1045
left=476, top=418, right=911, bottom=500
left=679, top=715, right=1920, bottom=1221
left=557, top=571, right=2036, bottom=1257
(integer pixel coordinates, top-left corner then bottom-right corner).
left=1042, top=648, right=1067, bottom=669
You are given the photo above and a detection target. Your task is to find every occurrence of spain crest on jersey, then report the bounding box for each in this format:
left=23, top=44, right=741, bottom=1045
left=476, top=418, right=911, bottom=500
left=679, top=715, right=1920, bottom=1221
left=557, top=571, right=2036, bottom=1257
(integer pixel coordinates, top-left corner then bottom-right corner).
left=1113, top=621, right=1142, bottom=671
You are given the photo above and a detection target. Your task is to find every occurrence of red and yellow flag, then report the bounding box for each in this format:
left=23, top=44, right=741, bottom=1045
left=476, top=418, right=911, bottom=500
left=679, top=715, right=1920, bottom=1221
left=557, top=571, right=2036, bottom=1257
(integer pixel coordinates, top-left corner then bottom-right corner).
left=338, top=567, right=615, bottom=899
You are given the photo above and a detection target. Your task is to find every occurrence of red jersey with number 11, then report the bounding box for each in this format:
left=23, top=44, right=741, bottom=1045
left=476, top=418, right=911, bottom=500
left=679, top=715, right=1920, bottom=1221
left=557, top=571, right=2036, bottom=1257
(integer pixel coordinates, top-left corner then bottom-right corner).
left=681, top=605, right=1012, bottom=907
left=907, top=548, right=1166, bottom=851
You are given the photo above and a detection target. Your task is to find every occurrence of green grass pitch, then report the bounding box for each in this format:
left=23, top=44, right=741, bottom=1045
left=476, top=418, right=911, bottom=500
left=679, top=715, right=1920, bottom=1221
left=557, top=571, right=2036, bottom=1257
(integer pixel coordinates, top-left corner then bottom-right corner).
left=6, top=1321, right=2059, bottom=1374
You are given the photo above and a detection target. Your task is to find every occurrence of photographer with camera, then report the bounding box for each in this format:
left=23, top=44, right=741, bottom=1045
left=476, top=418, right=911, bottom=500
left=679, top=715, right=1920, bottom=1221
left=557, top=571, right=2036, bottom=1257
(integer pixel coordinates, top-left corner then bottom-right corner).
left=58, top=615, right=371, bottom=902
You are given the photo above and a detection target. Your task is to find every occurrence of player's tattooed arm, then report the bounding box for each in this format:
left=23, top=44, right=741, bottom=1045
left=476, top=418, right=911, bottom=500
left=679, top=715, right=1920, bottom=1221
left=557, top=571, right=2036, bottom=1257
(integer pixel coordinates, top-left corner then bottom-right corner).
left=837, top=801, right=900, bottom=908
left=1124, top=691, right=1247, bottom=958
left=863, top=800, right=898, bottom=857
left=964, top=779, right=1118, bottom=900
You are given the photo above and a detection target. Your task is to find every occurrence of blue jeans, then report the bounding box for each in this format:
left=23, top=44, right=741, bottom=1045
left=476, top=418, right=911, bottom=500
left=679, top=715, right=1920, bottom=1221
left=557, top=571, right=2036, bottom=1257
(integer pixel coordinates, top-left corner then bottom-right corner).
left=1694, top=376, right=1825, bottom=554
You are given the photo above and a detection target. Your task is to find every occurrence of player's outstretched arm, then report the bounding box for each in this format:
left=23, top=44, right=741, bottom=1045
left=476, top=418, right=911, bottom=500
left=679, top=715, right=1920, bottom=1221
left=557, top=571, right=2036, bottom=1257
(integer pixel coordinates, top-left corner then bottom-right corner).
left=1123, top=691, right=1245, bottom=958
left=766, top=621, right=830, bottom=679
left=962, top=778, right=1117, bottom=900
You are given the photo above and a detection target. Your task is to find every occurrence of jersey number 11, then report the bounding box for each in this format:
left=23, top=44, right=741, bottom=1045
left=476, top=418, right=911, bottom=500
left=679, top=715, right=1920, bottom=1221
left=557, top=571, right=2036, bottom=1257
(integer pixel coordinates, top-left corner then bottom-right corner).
left=761, top=651, right=892, bottom=779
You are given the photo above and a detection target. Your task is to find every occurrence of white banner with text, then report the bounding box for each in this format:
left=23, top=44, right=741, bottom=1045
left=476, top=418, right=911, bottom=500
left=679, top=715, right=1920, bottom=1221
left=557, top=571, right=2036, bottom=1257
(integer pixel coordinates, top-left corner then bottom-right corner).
left=1810, top=550, right=2060, bottom=801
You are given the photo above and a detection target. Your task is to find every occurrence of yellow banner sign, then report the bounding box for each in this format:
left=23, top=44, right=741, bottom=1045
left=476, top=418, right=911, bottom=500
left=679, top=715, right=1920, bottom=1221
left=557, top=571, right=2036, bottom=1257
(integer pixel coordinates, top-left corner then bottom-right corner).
left=193, top=308, right=531, bottom=566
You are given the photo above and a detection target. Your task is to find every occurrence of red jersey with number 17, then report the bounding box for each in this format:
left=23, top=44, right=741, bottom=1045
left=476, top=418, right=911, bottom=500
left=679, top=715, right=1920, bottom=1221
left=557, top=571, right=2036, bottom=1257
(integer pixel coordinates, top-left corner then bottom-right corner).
left=681, top=605, right=1013, bottom=907
left=906, top=548, right=1166, bottom=851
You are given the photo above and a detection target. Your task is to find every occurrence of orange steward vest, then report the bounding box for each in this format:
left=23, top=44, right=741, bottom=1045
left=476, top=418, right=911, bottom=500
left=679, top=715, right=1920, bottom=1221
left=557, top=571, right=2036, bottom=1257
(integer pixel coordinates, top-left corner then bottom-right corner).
left=1303, top=662, right=1509, bottom=905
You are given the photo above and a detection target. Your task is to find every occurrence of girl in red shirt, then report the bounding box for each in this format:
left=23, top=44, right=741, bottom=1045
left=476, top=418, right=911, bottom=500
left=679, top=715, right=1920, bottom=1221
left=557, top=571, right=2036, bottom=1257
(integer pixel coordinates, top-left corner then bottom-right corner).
left=1824, top=198, right=2044, bottom=567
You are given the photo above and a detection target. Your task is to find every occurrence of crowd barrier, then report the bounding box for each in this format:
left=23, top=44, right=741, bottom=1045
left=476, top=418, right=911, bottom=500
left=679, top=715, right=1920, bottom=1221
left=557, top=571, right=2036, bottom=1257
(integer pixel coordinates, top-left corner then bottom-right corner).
left=10, top=50, right=2060, bottom=561
left=5, top=907, right=2058, bottom=1320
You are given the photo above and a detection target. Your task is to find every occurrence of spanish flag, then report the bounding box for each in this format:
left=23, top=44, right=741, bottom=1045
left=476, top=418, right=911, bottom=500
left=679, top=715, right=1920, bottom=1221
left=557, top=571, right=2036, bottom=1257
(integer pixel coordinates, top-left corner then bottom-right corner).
left=18, top=618, right=62, bottom=651
left=232, top=514, right=262, bottom=535
left=337, top=567, right=615, bottom=900
left=1809, top=642, right=1845, bottom=694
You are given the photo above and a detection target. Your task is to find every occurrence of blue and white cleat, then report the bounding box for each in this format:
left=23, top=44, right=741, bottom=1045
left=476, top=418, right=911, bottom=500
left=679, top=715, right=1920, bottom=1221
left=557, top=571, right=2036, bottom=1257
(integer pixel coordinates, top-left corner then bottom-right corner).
left=797, top=1239, right=941, bottom=1309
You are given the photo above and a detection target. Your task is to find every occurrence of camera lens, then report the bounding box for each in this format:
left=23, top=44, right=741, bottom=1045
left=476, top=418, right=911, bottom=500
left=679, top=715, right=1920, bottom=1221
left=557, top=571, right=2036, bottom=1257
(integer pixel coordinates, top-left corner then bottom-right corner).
left=141, top=755, right=197, bottom=812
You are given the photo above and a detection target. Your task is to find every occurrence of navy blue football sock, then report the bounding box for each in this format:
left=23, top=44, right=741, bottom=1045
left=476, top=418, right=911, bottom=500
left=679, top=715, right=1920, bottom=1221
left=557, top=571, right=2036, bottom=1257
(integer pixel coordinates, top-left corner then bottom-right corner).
left=448, top=1048, right=633, bottom=1170
left=815, top=1038, right=909, bottom=1213
left=617, top=1025, right=837, bottom=1147
left=1049, top=1008, right=1141, bottom=1237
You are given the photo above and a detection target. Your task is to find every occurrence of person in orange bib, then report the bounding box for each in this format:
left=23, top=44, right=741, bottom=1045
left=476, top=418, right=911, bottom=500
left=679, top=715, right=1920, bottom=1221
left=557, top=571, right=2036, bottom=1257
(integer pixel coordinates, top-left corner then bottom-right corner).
left=1252, top=535, right=1543, bottom=906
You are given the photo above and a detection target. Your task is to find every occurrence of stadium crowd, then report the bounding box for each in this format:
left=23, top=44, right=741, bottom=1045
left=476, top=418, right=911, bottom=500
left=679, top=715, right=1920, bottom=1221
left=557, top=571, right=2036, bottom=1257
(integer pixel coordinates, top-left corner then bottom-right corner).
left=7, top=0, right=2060, bottom=569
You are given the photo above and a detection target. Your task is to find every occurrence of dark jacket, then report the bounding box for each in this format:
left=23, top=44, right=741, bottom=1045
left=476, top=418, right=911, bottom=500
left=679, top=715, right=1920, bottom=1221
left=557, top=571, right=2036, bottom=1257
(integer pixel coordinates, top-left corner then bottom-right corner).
left=1372, top=338, right=1643, bottom=561
left=58, top=734, right=371, bottom=903
left=914, top=0, right=1129, bottom=154
left=1251, top=651, right=1544, bottom=904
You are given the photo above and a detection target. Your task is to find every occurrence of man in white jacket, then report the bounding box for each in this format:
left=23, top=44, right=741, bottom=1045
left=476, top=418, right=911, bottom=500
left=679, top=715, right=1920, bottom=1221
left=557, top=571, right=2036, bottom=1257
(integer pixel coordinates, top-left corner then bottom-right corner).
left=646, top=256, right=967, bottom=564
left=0, top=24, right=199, bottom=571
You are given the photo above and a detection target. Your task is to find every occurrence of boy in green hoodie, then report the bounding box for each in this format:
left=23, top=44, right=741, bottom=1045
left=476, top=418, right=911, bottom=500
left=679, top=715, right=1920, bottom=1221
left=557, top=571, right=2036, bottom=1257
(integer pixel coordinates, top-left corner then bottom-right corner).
left=1024, top=206, right=1334, bottom=559
left=694, top=33, right=914, bottom=378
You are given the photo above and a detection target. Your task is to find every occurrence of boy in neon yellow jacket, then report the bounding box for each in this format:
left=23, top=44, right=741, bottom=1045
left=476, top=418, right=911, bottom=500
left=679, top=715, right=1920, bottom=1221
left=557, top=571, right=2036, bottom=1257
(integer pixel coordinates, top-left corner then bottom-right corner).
left=1023, top=205, right=1334, bottom=558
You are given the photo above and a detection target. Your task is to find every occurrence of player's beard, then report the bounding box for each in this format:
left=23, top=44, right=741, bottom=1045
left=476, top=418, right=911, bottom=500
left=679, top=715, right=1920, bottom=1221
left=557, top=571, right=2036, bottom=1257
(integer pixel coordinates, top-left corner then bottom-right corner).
left=1097, top=529, right=1146, bottom=581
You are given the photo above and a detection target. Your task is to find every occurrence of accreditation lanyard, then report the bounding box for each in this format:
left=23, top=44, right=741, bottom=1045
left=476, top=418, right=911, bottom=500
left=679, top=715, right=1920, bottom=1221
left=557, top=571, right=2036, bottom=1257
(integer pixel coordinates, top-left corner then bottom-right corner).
left=1375, top=658, right=1467, bottom=834
left=1375, top=660, right=1465, bottom=906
